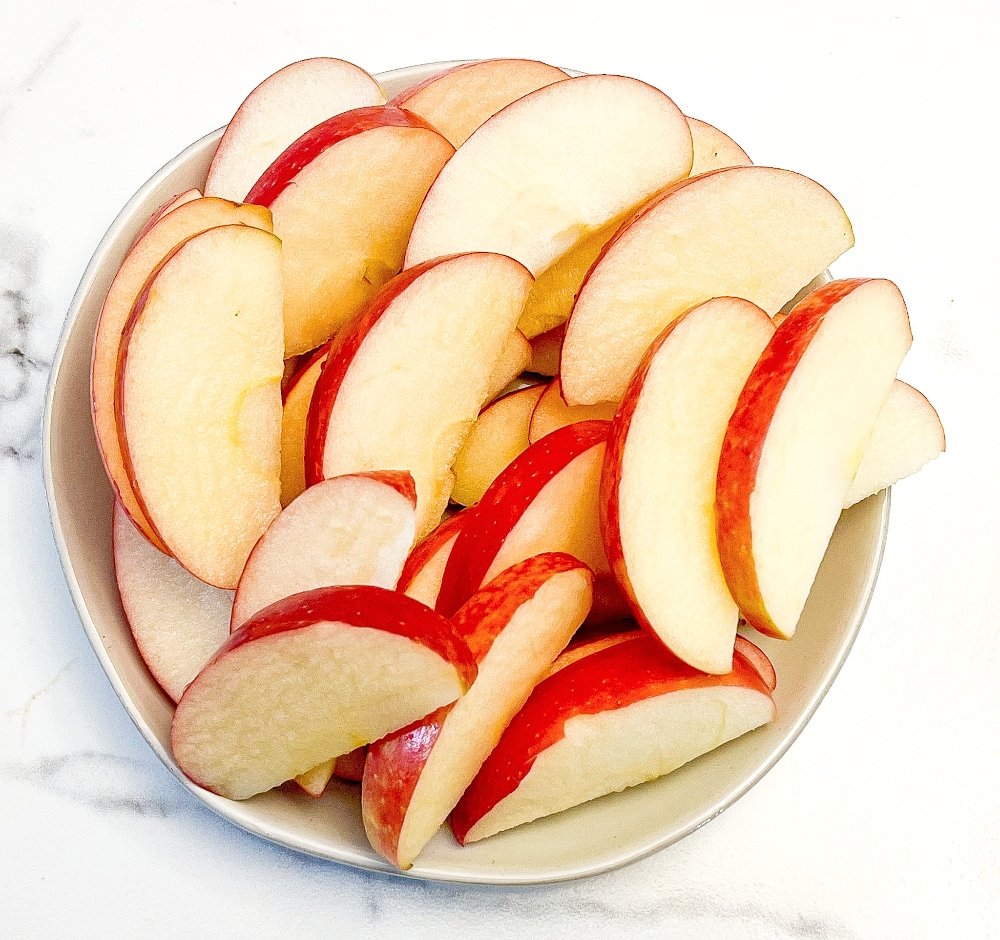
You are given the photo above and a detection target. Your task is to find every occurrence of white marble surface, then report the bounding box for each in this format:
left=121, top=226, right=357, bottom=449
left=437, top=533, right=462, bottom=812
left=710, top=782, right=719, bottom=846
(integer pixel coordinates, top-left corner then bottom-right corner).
left=1, top=1, right=997, bottom=935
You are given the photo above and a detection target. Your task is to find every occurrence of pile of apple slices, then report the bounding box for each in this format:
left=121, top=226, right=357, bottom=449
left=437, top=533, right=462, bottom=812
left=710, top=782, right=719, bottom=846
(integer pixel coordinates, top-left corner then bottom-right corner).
left=92, top=56, right=945, bottom=870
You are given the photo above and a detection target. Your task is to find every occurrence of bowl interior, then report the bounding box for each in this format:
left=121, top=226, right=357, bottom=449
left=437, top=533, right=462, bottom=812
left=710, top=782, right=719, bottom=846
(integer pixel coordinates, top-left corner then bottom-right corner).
left=43, top=61, right=888, bottom=884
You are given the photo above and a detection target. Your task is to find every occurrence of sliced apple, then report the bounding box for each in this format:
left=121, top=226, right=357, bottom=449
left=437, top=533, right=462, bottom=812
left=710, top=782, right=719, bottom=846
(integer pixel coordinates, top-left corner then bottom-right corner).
left=527, top=324, right=564, bottom=377
left=305, top=253, right=533, bottom=537
left=451, top=384, right=545, bottom=507
left=231, top=471, right=417, bottom=630
left=561, top=166, right=855, bottom=405
left=405, top=75, right=693, bottom=277
left=528, top=378, right=619, bottom=444
left=205, top=57, right=386, bottom=202
left=390, top=58, right=568, bottom=147
left=687, top=117, right=752, bottom=176
left=93, top=197, right=273, bottom=550
left=279, top=343, right=330, bottom=506
left=398, top=510, right=470, bottom=609
left=112, top=501, right=231, bottom=703
left=602, top=298, right=776, bottom=673
left=171, top=585, right=477, bottom=800
left=129, top=188, right=201, bottom=248
left=451, top=632, right=774, bottom=844
left=844, top=380, right=945, bottom=507
left=295, top=760, right=336, bottom=798
left=363, top=553, right=593, bottom=869
left=716, top=279, right=912, bottom=639
left=116, top=224, right=283, bottom=589
left=734, top=635, right=777, bottom=693
left=247, top=107, right=454, bottom=355
left=485, top=330, right=531, bottom=402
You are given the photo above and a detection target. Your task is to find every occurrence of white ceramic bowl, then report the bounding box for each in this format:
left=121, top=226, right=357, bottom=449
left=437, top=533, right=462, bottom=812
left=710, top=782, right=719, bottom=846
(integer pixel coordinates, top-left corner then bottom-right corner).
left=42, top=61, right=889, bottom=884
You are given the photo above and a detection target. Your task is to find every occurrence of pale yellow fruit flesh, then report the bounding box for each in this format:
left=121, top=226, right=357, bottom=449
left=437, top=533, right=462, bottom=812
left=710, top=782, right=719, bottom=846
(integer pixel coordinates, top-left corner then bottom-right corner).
left=279, top=354, right=326, bottom=506
left=295, top=759, right=335, bottom=797
left=527, top=378, right=618, bottom=444
left=686, top=117, right=752, bottom=177
left=402, top=532, right=462, bottom=609
left=485, top=330, right=531, bottom=402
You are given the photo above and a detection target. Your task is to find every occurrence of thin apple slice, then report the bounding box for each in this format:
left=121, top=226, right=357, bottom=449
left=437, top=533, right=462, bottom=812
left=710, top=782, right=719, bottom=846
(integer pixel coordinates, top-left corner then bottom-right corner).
left=527, top=325, right=564, bottom=376
left=734, top=635, right=777, bottom=693
left=452, top=632, right=774, bottom=844
left=716, top=279, right=912, bottom=639
left=602, top=298, right=776, bottom=673
left=295, top=760, right=336, bottom=798
left=485, top=330, right=531, bottom=402
left=686, top=117, right=752, bottom=176
left=363, top=553, right=593, bottom=869
left=546, top=627, right=643, bottom=676
left=231, top=471, right=417, bottom=630
left=171, top=586, right=477, bottom=800
left=451, top=384, right=545, bottom=507
left=129, top=188, right=202, bottom=248
left=117, top=224, right=283, bottom=589
left=561, top=166, right=855, bottom=405
left=246, top=107, right=454, bottom=356
left=205, top=58, right=386, bottom=202
left=405, top=75, right=693, bottom=277
left=398, top=510, right=470, bottom=609
left=279, top=343, right=330, bottom=506
left=844, top=380, right=945, bottom=507
left=112, top=501, right=231, bottom=703
left=528, top=378, right=619, bottom=444
left=305, top=253, right=533, bottom=537
left=93, top=197, right=273, bottom=550
left=390, top=58, right=568, bottom=147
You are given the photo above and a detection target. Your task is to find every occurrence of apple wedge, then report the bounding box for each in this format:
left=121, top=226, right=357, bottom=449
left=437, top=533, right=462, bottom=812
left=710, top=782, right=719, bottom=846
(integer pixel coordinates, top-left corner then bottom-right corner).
left=436, top=420, right=611, bottom=617
left=405, top=75, right=693, bottom=277
left=363, top=553, right=593, bottom=869
left=246, top=107, right=454, bottom=355
left=716, top=278, right=912, bottom=639
left=398, top=510, right=470, bottom=609
left=451, top=632, right=774, bottom=844
left=451, top=384, right=545, bottom=507
left=93, top=196, right=272, bottom=550
left=205, top=57, right=386, bottom=202
left=116, top=224, right=284, bottom=589
left=687, top=117, right=752, bottom=176
left=527, top=325, right=564, bottom=377
left=601, top=298, right=776, bottom=673
left=528, top=378, right=618, bottom=444
left=485, top=330, right=531, bottom=402
left=734, top=635, right=777, bottom=693
left=390, top=58, right=568, bottom=147
left=305, top=253, right=534, bottom=537
left=279, top=342, right=330, bottom=506
left=171, top=585, right=477, bottom=800
left=112, top=501, right=231, bottom=703
left=561, top=166, right=855, bottom=405
left=844, top=380, right=945, bottom=507
left=294, top=747, right=369, bottom=797
left=230, top=471, right=417, bottom=630
left=128, top=188, right=201, bottom=248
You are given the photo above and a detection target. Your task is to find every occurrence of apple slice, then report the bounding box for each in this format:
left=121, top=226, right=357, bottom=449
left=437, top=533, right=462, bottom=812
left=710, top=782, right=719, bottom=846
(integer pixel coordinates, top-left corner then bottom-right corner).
left=687, top=117, right=752, bottom=176
left=734, top=635, right=777, bottom=693
left=246, top=107, right=453, bottom=356
left=546, top=626, right=643, bottom=676
left=205, top=58, right=386, bottom=202
left=485, top=330, right=531, bottom=402
left=129, top=188, right=201, bottom=248
left=398, top=510, right=470, bottom=609
left=116, top=224, right=283, bottom=589
left=716, top=279, right=912, bottom=639
left=844, top=380, right=945, bottom=507
left=390, top=58, right=568, bottom=147
left=602, top=298, right=776, bottom=673
left=451, top=633, right=774, bottom=844
left=112, top=501, right=231, bottom=703
left=451, top=384, right=545, bottom=507
left=527, top=325, right=564, bottom=376
left=528, top=378, right=619, bottom=444
left=295, top=760, right=336, bottom=798
left=230, top=471, right=417, bottom=630
left=436, top=420, right=611, bottom=617
left=279, top=343, right=330, bottom=506
left=405, top=75, right=693, bottom=277
left=363, top=553, right=593, bottom=869
left=171, top=585, right=477, bottom=800
left=561, top=166, right=855, bottom=405
left=305, top=253, right=533, bottom=537
left=93, top=197, right=273, bottom=550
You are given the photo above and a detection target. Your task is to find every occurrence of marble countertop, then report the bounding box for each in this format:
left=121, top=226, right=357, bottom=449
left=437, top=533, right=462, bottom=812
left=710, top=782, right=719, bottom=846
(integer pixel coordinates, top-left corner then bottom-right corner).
left=2, top=2, right=996, bottom=935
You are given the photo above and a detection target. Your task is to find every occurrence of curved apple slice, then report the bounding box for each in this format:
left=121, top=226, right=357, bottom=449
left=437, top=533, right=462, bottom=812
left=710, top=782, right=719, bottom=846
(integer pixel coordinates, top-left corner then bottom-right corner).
left=451, top=384, right=545, bottom=507
left=304, top=253, right=534, bottom=537
left=528, top=378, right=618, bottom=444
left=205, top=57, right=386, bottom=202
left=527, top=324, right=564, bottom=377
left=398, top=510, right=470, bottom=609
left=247, top=107, right=454, bottom=356
left=391, top=58, right=568, bottom=147
left=405, top=74, right=692, bottom=276
left=717, top=279, right=912, bottom=639
left=230, top=471, right=417, bottom=630
left=279, top=342, right=330, bottom=506
left=686, top=117, right=752, bottom=176
left=602, top=298, right=776, bottom=673
left=734, top=635, right=777, bottom=693
left=128, top=188, right=202, bottom=248
left=485, top=330, right=531, bottom=402
left=93, top=197, right=273, bottom=550
left=363, top=553, right=593, bottom=869
left=171, top=586, right=477, bottom=800
left=112, top=501, right=231, bottom=703
left=561, top=166, right=855, bottom=405
left=451, top=633, right=774, bottom=844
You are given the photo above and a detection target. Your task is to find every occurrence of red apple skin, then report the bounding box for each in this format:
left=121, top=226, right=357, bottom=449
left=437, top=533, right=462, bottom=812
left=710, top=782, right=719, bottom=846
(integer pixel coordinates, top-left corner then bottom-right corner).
left=715, top=278, right=870, bottom=638
left=245, top=106, right=440, bottom=208
left=333, top=746, right=369, bottom=783
left=435, top=420, right=610, bottom=617
left=450, top=633, right=771, bottom=843
left=734, top=635, right=777, bottom=692
left=396, top=509, right=469, bottom=597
